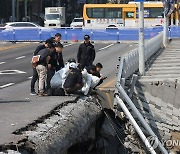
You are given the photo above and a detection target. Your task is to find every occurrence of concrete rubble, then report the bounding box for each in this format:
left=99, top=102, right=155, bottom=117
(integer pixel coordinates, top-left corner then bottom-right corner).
left=0, top=96, right=102, bottom=154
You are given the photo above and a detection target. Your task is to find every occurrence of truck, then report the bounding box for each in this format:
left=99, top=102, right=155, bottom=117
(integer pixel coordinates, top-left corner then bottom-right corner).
left=44, top=7, right=65, bottom=28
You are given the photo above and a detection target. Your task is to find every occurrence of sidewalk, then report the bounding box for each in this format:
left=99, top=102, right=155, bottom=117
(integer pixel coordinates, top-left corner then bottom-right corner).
left=140, top=40, right=180, bottom=82
left=134, top=39, right=180, bottom=153
left=0, top=80, right=76, bottom=145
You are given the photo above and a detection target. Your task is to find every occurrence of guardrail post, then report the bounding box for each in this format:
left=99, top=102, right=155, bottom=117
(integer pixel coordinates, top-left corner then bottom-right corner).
left=115, top=95, right=157, bottom=154
left=129, top=74, right=138, bottom=98
left=115, top=84, right=168, bottom=154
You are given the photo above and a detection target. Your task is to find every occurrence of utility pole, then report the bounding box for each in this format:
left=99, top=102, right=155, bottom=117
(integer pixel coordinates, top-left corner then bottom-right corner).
left=12, top=0, right=16, bottom=21
left=138, top=2, right=145, bottom=75
left=163, top=14, right=168, bottom=47
left=24, top=0, right=28, bottom=20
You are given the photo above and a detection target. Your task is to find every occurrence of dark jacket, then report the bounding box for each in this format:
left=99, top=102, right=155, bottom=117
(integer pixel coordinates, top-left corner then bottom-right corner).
left=49, top=50, right=64, bottom=71
left=33, top=45, right=46, bottom=56
left=37, top=48, right=50, bottom=66
left=63, top=68, right=83, bottom=88
left=77, top=42, right=95, bottom=67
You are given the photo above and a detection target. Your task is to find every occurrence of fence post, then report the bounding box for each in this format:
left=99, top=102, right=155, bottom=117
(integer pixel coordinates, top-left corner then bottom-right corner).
left=64, top=29, right=67, bottom=43
left=12, top=28, right=16, bottom=43
left=39, top=28, right=42, bottom=42
left=116, top=31, right=120, bottom=43
left=91, top=29, right=94, bottom=43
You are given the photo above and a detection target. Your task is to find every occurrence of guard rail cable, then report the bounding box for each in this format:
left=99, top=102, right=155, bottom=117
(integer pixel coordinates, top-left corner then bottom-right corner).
left=113, top=32, right=168, bottom=154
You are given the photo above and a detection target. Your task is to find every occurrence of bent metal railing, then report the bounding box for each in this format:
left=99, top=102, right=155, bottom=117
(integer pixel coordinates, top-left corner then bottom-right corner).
left=122, top=32, right=163, bottom=79
left=114, top=32, right=168, bottom=154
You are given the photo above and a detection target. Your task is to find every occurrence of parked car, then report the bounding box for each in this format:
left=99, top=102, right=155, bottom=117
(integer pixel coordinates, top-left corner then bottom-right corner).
left=70, top=18, right=84, bottom=28
left=4, top=22, right=41, bottom=29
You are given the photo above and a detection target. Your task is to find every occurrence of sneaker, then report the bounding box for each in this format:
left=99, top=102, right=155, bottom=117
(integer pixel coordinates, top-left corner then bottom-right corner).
left=38, top=92, right=48, bottom=97
left=30, top=91, right=38, bottom=96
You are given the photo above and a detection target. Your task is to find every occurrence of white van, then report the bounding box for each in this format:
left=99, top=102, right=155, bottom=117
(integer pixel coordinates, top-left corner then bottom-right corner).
left=70, top=18, right=84, bottom=28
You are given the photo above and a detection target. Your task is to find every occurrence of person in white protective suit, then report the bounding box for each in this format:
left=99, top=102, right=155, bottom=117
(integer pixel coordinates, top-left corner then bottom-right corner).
left=50, top=59, right=77, bottom=89
left=81, top=68, right=100, bottom=95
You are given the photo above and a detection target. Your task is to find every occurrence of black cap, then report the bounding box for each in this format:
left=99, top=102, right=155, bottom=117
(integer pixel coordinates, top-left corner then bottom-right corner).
left=68, top=58, right=76, bottom=63
left=45, top=38, right=53, bottom=44
left=55, top=42, right=63, bottom=48
left=84, top=34, right=90, bottom=40
left=55, top=33, right=61, bottom=37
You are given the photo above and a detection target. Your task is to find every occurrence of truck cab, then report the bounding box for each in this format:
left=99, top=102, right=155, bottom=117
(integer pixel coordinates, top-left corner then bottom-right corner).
left=44, top=7, right=65, bottom=28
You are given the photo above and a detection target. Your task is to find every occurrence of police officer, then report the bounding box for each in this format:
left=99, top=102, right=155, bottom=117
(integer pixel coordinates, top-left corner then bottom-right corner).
left=77, top=34, right=95, bottom=68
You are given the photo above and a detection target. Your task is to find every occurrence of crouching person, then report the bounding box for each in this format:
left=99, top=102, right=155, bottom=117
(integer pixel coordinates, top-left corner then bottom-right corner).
left=36, top=43, right=55, bottom=96
left=63, top=63, right=83, bottom=95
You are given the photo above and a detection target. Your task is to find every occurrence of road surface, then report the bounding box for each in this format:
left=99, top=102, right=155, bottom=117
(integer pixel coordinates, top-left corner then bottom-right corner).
left=0, top=41, right=137, bottom=145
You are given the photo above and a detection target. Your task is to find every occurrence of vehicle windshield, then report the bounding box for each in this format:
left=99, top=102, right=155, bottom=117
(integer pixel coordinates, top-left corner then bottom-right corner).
left=73, top=19, right=83, bottom=22
left=46, top=14, right=60, bottom=20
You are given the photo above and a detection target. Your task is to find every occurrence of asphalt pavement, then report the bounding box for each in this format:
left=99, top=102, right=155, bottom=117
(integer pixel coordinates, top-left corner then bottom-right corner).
left=0, top=41, right=137, bottom=145
left=0, top=41, right=137, bottom=89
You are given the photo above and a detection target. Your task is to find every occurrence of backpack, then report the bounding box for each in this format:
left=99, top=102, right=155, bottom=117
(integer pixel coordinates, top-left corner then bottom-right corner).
left=31, top=55, right=40, bottom=68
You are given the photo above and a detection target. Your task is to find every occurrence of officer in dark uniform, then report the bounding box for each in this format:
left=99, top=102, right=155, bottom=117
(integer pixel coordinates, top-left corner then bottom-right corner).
left=77, top=34, right=95, bottom=68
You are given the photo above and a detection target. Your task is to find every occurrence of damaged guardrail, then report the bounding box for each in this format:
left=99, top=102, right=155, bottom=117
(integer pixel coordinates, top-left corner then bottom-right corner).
left=113, top=32, right=169, bottom=153
left=122, top=32, right=163, bottom=79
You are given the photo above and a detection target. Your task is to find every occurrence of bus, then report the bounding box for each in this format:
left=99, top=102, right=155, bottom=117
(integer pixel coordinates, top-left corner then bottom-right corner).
left=83, top=2, right=179, bottom=28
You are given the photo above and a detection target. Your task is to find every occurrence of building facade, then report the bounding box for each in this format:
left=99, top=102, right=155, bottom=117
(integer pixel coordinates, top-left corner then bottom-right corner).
left=0, top=0, right=169, bottom=26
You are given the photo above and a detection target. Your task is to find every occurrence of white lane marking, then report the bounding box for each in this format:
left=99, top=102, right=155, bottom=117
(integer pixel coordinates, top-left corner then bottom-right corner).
left=0, top=70, right=26, bottom=75
left=63, top=44, right=72, bottom=47
left=0, top=62, right=5, bottom=65
left=15, top=56, right=25, bottom=60
left=99, top=44, right=114, bottom=51
left=0, top=83, right=15, bottom=88
left=28, top=76, right=33, bottom=79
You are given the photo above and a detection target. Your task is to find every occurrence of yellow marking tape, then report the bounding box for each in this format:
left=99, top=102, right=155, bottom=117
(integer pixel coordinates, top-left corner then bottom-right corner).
left=105, top=93, right=113, bottom=109
left=98, top=77, right=116, bottom=109
left=98, top=78, right=116, bottom=90
left=0, top=43, right=31, bottom=51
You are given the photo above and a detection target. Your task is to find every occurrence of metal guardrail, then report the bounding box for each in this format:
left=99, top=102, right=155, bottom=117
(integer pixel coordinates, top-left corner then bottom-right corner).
left=122, top=32, right=163, bottom=79
left=113, top=32, right=168, bottom=153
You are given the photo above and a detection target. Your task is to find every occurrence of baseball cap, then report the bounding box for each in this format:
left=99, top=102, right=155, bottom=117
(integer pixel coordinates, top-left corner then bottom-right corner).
left=69, top=62, right=77, bottom=69
left=68, top=58, right=76, bottom=63
left=55, top=33, right=61, bottom=37
left=84, top=34, right=90, bottom=40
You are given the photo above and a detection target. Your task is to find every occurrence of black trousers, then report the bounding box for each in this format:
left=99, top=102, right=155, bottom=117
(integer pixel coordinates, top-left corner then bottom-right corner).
left=31, top=68, right=38, bottom=92
left=46, top=68, right=55, bottom=90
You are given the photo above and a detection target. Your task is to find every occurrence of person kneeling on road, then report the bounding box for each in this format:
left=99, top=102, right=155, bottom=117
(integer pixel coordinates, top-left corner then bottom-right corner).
left=50, top=59, right=77, bottom=96
left=63, top=63, right=83, bottom=95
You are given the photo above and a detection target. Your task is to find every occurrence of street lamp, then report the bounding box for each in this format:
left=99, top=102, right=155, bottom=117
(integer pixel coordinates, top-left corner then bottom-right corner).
left=12, top=0, right=16, bottom=21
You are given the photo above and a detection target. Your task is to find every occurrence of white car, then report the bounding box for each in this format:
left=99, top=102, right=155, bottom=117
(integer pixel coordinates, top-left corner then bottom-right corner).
left=3, top=22, right=53, bottom=33
left=70, top=18, right=84, bottom=28
left=4, top=22, right=41, bottom=28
